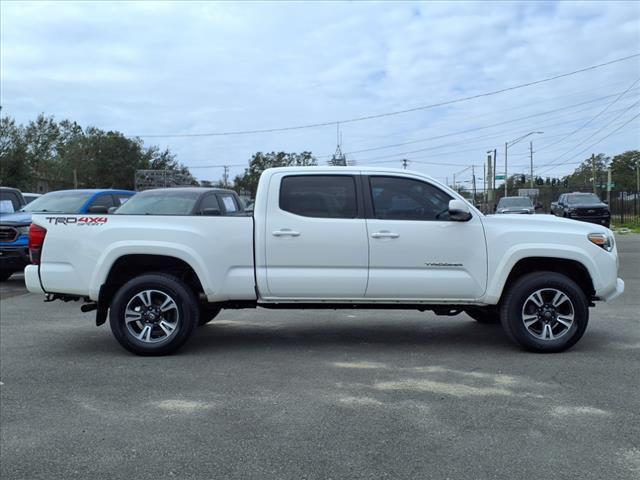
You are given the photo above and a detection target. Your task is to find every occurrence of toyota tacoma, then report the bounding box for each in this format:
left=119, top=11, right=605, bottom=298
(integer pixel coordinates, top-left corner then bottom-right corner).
left=24, top=168, right=624, bottom=355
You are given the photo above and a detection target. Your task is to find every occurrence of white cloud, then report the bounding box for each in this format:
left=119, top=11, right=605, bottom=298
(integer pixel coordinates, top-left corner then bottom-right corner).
left=1, top=0, right=638, bottom=184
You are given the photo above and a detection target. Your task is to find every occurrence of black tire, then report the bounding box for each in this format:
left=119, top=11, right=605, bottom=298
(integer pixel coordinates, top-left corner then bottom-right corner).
left=198, top=305, right=222, bottom=326
left=500, top=271, right=589, bottom=353
left=109, top=273, right=199, bottom=356
left=0, top=270, right=14, bottom=282
left=465, top=306, right=500, bottom=324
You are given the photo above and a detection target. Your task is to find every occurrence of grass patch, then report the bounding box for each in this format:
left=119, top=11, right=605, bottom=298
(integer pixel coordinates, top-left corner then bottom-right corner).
left=612, top=221, right=640, bottom=234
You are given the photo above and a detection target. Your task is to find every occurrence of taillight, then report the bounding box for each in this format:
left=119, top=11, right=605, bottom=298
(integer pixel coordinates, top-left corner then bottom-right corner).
left=28, top=224, right=47, bottom=264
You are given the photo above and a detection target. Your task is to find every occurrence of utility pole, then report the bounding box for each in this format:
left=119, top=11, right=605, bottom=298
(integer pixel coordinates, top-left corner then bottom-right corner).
left=504, top=142, right=508, bottom=196
left=483, top=162, right=487, bottom=209
left=529, top=141, right=534, bottom=188
left=493, top=148, right=497, bottom=195
left=636, top=162, right=639, bottom=193
left=402, top=159, right=408, bottom=170
left=472, top=165, right=477, bottom=205
left=453, top=173, right=456, bottom=192
left=222, top=165, right=229, bottom=187
left=591, top=154, right=596, bottom=194
left=73, top=169, right=78, bottom=189
left=607, top=167, right=612, bottom=205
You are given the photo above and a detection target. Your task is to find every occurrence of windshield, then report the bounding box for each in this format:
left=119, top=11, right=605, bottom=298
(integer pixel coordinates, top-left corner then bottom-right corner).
left=21, top=191, right=93, bottom=213
left=567, top=194, right=601, bottom=204
left=498, top=197, right=532, bottom=208
left=116, top=190, right=200, bottom=215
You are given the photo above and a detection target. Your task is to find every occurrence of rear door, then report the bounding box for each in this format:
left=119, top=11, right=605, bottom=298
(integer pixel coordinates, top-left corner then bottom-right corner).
left=365, top=175, right=487, bottom=300
left=263, top=173, right=368, bottom=299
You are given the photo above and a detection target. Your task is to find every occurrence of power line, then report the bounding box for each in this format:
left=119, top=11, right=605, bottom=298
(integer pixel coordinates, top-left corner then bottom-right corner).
left=348, top=101, right=639, bottom=164
left=538, top=99, right=640, bottom=173
left=539, top=112, right=640, bottom=175
left=342, top=78, right=637, bottom=149
left=536, top=77, right=640, bottom=153
left=330, top=90, right=640, bottom=158
left=130, top=54, right=640, bottom=138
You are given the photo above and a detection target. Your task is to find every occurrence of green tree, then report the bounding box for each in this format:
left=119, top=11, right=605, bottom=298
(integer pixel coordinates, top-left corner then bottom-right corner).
left=565, top=153, right=609, bottom=191
left=0, top=117, right=30, bottom=189
left=0, top=114, right=194, bottom=191
left=610, top=150, right=640, bottom=191
left=233, top=151, right=316, bottom=197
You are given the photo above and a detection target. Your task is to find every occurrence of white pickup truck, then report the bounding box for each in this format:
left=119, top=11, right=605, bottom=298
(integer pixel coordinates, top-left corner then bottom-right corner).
left=24, top=167, right=624, bottom=355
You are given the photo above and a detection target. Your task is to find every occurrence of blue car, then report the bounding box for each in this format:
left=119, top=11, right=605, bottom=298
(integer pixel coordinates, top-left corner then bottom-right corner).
left=0, top=189, right=135, bottom=281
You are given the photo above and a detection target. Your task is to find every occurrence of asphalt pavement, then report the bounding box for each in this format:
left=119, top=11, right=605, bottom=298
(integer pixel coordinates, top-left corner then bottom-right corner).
left=1, top=236, right=639, bottom=480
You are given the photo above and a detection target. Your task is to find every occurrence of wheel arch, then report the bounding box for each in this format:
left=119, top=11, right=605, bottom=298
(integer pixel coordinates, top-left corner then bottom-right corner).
left=95, top=254, right=206, bottom=326
left=498, top=257, right=595, bottom=304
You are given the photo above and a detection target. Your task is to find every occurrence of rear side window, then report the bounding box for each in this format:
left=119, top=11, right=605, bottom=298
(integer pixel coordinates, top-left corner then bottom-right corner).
left=90, top=194, right=115, bottom=209
left=279, top=175, right=357, bottom=219
left=218, top=194, right=239, bottom=213
left=199, top=194, right=221, bottom=214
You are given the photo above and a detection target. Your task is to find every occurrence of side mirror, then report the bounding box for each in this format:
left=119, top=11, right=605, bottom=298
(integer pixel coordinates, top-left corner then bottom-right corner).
left=201, top=208, right=221, bottom=216
left=107, top=206, right=118, bottom=214
left=449, top=199, right=472, bottom=222
left=88, top=205, right=109, bottom=214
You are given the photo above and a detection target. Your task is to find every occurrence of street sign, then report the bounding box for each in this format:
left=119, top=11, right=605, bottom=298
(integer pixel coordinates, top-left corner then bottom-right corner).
left=495, top=175, right=506, bottom=180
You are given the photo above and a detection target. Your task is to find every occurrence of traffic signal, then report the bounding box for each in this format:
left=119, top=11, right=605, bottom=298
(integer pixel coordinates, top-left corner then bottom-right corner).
left=563, top=179, right=569, bottom=187
left=520, top=175, right=526, bottom=184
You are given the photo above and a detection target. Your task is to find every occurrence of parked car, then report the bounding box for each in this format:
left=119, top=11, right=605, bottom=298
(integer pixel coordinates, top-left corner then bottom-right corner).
left=25, top=167, right=623, bottom=355
left=496, top=196, right=534, bottom=214
left=0, top=189, right=134, bottom=281
left=0, top=187, right=26, bottom=214
left=553, top=192, right=611, bottom=228
left=114, top=187, right=244, bottom=216
left=22, top=193, right=42, bottom=204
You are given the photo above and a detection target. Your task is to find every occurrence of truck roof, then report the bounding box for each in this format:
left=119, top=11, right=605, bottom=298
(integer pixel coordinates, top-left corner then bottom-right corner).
left=263, top=166, right=439, bottom=182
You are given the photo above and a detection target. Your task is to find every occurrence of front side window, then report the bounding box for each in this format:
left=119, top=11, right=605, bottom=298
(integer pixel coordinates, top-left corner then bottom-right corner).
left=369, top=176, right=453, bottom=221
left=279, top=175, right=357, bottom=219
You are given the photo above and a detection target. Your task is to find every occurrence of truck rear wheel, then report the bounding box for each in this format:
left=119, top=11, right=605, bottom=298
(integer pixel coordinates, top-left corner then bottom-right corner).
left=500, top=272, right=589, bottom=353
left=109, top=273, right=199, bottom=356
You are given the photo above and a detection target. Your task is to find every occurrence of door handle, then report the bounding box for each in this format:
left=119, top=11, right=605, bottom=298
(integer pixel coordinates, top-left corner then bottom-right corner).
left=371, top=231, right=399, bottom=239
left=272, top=229, right=301, bottom=237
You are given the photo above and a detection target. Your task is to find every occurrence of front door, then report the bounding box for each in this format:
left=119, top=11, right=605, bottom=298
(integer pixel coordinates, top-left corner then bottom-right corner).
left=365, top=175, right=487, bottom=301
left=264, top=173, right=369, bottom=299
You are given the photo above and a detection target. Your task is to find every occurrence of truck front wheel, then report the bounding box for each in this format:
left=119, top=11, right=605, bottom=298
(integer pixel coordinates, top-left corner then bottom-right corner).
left=109, top=273, right=199, bottom=356
left=500, top=272, right=589, bottom=353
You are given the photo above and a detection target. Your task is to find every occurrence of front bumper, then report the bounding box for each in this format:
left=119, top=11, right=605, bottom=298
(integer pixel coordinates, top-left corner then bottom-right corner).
left=24, top=265, right=44, bottom=294
left=0, top=246, right=30, bottom=273
left=599, top=278, right=624, bottom=302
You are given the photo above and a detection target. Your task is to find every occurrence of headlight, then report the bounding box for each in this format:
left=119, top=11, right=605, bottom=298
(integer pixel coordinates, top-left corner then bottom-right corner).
left=16, top=226, right=30, bottom=235
left=588, top=233, right=614, bottom=252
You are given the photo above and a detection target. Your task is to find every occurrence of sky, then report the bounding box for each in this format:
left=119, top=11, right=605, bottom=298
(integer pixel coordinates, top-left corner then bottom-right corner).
left=1, top=0, right=639, bottom=188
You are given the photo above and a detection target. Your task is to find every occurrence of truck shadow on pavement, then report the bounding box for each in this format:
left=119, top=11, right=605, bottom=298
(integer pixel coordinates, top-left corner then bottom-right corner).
left=186, top=319, right=515, bottom=354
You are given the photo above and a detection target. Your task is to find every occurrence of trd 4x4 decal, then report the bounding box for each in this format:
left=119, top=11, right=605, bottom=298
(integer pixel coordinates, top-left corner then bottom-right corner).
left=45, top=216, right=108, bottom=226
